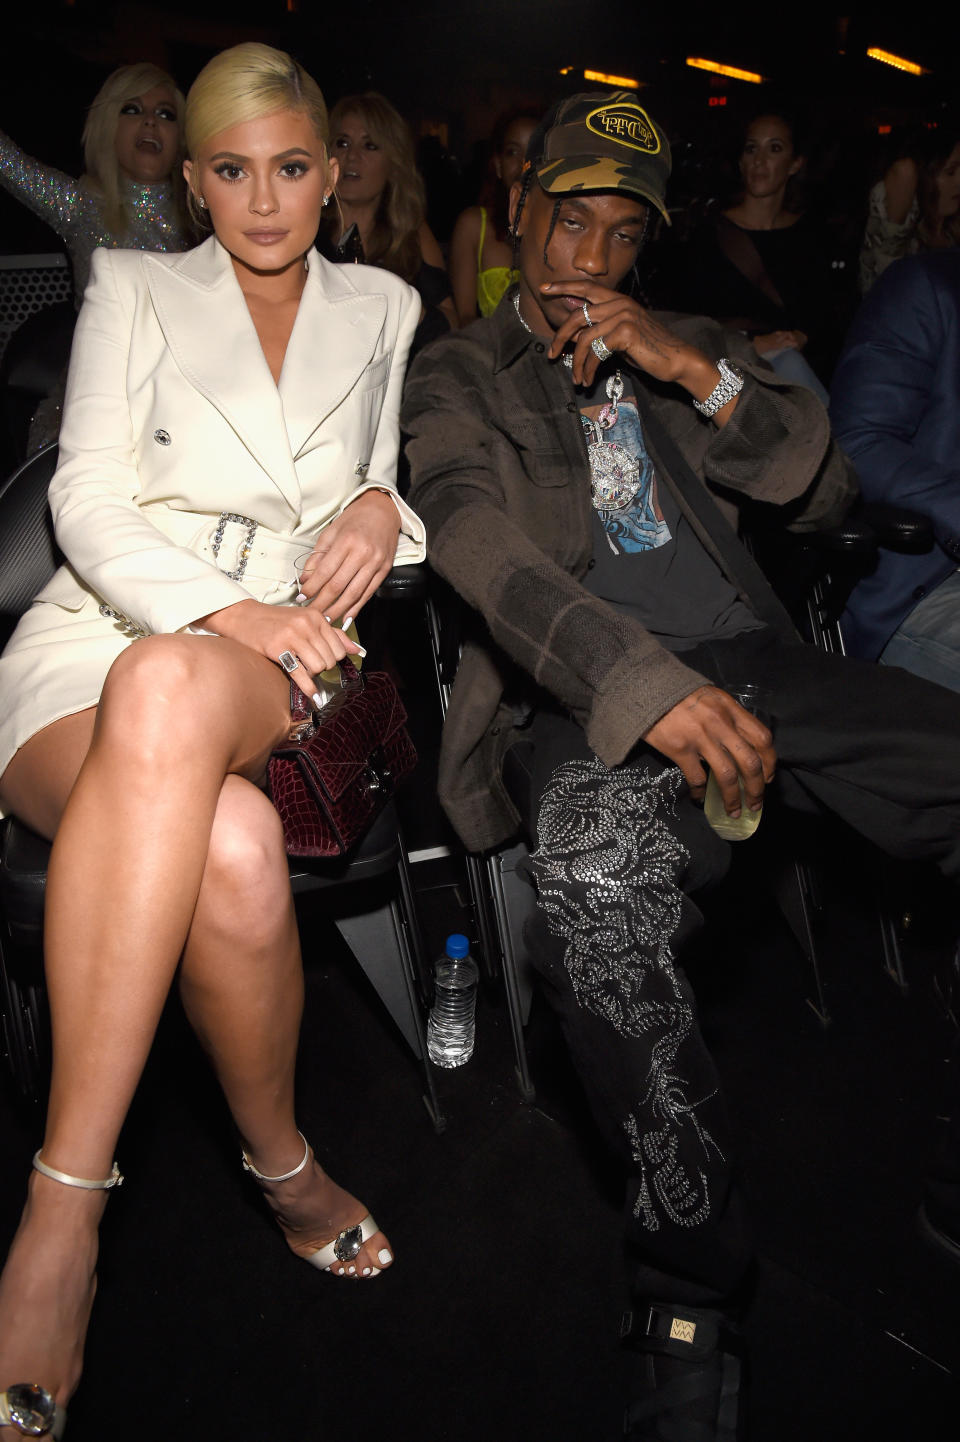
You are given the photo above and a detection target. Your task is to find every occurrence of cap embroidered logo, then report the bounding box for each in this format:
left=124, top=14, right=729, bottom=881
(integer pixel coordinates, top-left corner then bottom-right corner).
left=586, top=104, right=661, bottom=155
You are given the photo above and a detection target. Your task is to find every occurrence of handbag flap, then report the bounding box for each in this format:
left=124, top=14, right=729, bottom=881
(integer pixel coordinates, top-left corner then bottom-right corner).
left=272, top=670, right=410, bottom=805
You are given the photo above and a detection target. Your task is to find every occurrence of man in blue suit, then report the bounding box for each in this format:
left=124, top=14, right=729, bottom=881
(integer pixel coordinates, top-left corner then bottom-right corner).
left=831, top=250, right=960, bottom=689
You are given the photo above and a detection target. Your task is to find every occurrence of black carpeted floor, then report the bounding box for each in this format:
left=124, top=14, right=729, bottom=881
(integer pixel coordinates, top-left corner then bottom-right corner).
left=1, top=610, right=958, bottom=1440
left=1, top=841, right=958, bottom=1441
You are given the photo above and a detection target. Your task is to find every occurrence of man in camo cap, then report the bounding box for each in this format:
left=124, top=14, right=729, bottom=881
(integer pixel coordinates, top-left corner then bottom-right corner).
left=403, top=92, right=960, bottom=1440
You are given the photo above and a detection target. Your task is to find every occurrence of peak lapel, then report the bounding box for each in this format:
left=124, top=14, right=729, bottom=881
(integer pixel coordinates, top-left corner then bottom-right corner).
left=142, top=238, right=301, bottom=513
left=278, top=254, right=388, bottom=461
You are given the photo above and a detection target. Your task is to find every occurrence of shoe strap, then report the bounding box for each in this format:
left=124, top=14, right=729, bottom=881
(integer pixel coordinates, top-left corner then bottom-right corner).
left=32, top=1150, right=123, bottom=1191
left=241, top=1130, right=309, bottom=1183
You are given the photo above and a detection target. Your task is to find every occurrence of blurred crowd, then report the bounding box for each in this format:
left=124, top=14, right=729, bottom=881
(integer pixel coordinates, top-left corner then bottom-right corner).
left=2, top=65, right=959, bottom=401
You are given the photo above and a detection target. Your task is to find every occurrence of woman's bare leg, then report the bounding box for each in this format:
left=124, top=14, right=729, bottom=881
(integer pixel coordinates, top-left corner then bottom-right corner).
left=178, top=778, right=394, bottom=1278
left=0, top=634, right=300, bottom=1429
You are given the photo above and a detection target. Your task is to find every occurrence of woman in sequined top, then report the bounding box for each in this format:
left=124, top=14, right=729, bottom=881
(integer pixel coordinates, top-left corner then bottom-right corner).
left=0, top=60, right=190, bottom=300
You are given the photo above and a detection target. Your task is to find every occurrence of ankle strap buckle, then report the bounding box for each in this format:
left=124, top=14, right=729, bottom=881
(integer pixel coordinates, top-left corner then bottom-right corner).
left=32, top=1151, right=123, bottom=1191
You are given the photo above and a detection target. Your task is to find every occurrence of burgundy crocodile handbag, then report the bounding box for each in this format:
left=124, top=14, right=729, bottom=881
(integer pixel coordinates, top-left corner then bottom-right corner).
left=267, top=659, right=417, bottom=858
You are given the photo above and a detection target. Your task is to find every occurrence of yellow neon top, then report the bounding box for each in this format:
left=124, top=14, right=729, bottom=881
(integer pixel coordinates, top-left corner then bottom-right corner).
left=476, top=206, right=518, bottom=317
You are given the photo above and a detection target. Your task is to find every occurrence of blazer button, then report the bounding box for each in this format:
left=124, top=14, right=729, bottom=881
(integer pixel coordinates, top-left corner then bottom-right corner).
left=534, top=342, right=545, bottom=354
left=154, top=429, right=171, bottom=446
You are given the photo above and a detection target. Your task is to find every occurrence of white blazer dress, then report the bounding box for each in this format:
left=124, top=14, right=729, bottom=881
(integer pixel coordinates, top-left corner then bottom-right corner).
left=0, top=235, right=426, bottom=793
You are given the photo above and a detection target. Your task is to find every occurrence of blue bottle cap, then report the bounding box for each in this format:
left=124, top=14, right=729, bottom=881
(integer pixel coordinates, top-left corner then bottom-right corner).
left=445, top=933, right=470, bottom=958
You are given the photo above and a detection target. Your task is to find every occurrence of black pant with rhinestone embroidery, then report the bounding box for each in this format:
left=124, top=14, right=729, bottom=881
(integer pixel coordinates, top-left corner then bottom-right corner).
left=508, top=627, right=960, bottom=1308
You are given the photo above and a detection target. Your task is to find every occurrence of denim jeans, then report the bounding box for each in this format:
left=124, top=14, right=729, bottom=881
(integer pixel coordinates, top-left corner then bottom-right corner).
left=880, top=568, right=960, bottom=695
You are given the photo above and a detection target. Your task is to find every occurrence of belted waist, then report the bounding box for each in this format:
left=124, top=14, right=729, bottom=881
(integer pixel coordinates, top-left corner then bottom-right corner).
left=141, top=507, right=314, bottom=585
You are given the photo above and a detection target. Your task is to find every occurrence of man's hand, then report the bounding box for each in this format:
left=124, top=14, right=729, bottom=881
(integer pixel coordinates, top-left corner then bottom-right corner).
left=542, top=281, right=740, bottom=424
left=643, top=685, right=776, bottom=818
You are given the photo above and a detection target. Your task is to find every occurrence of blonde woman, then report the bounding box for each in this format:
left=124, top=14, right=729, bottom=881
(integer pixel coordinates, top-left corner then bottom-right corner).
left=0, top=62, right=190, bottom=300
left=321, top=91, right=458, bottom=340
left=0, top=41, right=424, bottom=1441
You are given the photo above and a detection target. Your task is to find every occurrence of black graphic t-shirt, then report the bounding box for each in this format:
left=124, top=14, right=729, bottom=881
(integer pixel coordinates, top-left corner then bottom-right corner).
left=578, top=372, right=761, bottom=650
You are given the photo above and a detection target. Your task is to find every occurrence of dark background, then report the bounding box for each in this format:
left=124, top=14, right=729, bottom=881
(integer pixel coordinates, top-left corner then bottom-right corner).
left=2, top=6, right=958, bottom=253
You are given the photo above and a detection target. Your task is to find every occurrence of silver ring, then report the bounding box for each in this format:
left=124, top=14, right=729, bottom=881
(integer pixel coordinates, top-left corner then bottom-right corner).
left=582, top=300, right=593, bottom=327
left=591, top=335, right=613, bottom=361
left=278, top=650, right=300, bottom=673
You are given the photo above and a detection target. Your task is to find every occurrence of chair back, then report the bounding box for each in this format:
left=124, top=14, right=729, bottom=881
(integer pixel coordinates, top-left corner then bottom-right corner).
left=0, top=443, right=61, bottom=641
left=0, top=255, right=73, bottom=369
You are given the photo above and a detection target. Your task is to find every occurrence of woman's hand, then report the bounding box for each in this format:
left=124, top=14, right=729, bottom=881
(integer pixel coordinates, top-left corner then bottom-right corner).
left=543, top=280, right=741, bottom=424
left=753, top=329, right=807, bottom=355
left=295, top=489, right=402, bottom=627
left=196, top=598, right=363, bottom=706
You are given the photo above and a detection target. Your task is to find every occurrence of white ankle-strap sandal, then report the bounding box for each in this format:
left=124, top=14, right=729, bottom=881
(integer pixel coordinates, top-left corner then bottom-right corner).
left=0, top=1154, right=125, bottom=1436
left=240, top=1132, right=383, bottom=1275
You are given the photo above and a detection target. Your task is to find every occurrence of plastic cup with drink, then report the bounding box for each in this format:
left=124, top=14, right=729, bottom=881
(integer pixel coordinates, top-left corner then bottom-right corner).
left=703, top=682, right=773, bottom=841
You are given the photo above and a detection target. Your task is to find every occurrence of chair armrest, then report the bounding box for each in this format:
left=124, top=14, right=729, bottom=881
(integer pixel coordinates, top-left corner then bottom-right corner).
left=858, top=503, right=934, bottom=555
left=376, top=563, right=428, bottom=603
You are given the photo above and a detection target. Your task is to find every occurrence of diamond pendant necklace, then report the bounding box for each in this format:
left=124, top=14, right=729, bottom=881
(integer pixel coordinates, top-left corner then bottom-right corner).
left=513, top=294, right=639, bottom=546
left=585, top=371, right=640, bottom=515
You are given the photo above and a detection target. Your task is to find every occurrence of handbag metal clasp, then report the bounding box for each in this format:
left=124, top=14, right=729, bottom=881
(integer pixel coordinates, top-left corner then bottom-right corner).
left=362, top=746, right=393, bottom=796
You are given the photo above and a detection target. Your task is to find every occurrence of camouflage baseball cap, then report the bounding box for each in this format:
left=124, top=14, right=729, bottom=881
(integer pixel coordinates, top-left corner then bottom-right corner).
left=527, top=91, right=672, bottom=223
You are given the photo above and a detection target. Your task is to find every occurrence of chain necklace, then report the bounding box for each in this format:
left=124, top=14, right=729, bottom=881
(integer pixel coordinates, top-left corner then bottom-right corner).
left=582, top=372, right=641, bottom=514
left=512, top=293, right=640, bottom=523
left=513, top=292, right=575, bottom=368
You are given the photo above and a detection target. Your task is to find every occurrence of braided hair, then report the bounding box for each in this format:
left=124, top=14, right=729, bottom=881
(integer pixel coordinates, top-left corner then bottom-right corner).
left=509, top=165, right=563, bottom=267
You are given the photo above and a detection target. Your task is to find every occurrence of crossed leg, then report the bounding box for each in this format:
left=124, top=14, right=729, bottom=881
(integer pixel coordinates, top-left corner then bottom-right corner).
left=0, top=634, right=392, bottom=1436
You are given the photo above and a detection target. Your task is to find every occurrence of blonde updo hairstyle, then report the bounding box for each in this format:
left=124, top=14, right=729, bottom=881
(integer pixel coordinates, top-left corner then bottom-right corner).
left=184, top=42, right=330, bottom=227
left=82, top=62, right=186, bottom=236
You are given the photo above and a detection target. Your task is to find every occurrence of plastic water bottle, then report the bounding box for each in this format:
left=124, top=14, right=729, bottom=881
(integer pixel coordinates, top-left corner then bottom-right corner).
left=426, top=934, right=479, bottom=1068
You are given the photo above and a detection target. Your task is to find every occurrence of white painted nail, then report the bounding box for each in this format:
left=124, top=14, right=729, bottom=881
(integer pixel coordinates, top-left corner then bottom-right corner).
left=323, top=614, right=332, bottom=622
left=343, top=616, right=354, bottom=630
left=377, top=1248, right=393, bottom=1266
left=362, top=1266, right=371, bottom=1276
left=337, top=1266, right=345, bottom=1275
left=295, top=592, right=307, bottom=604
left=347, top=1265, right=356, bottom=1275
left=312, top=693, right=326, bottom=709
left=368, top=1266, right=381, bottom=1276
left=324, top=1265, right=331, bottom=1272
left=346, top=637, right=367, bottom=657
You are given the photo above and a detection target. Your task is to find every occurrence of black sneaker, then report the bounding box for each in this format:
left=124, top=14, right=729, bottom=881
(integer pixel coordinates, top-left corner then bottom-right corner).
left=620, top=1302, right=744, bottom=1440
